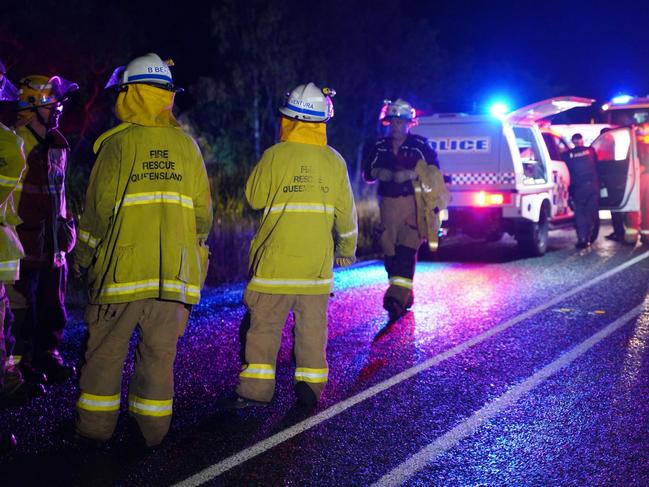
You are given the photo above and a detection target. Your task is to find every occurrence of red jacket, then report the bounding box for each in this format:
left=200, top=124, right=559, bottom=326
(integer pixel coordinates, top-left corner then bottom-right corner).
left=13, top=126, right=76, bottom=268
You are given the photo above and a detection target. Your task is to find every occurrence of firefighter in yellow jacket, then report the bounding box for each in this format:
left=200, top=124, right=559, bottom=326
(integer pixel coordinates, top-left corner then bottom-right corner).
left=0, top=60, right=27, bottom=452
left=73, top=53, right=213, bottom=447
left=228, top=83, right=357, bottom=408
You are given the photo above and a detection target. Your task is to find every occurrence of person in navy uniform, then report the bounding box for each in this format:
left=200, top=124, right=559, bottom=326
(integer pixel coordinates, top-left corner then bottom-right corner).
left=363, top=98, right=439, bottom=321
left=564, top=133, right=599, bottom=249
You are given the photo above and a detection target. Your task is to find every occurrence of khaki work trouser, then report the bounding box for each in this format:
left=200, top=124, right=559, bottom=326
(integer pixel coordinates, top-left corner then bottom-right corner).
left=75, top=299, right=189, bottom=446
left=379, top=196, right=421, bottom=308
left=237, top=290, right=329, bottom=403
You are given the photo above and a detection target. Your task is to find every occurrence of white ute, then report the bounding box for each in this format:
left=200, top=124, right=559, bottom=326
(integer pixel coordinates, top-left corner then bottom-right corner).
left=412, top=96, right=639, bottom=256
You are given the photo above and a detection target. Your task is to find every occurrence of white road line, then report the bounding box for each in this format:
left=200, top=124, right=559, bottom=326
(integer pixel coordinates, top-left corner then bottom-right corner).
left=174, top=251, right=649, bottom=487
left=373, top=304, right=644, bottom=486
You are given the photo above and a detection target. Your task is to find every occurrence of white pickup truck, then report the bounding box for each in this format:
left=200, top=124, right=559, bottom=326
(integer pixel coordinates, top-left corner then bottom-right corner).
left=412, top=97, right=640, bottom=256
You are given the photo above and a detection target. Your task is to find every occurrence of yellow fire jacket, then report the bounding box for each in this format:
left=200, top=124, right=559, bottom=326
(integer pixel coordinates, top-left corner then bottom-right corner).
left=245, top=118, right=357, bottom=295
left=413, top=159, right=450, bottom=252
left=0, top=123, right=26, bottom=282
left=75, top=84, right=213, bottom=305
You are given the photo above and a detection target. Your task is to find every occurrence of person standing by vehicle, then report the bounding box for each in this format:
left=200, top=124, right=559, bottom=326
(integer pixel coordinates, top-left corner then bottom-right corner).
left=565, top=133, right=600, bottom=249
left=7, top=74, right=79, bottom=384
left=624, top=123, right=649, bottom=245
left=229, top=83, right=357, bottom=408
left=363, top=99, right=439, bottom=321
left=72, top=53, right=213, bottom=447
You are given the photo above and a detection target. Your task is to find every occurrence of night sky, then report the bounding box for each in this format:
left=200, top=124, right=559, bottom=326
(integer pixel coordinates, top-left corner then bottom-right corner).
left=2, top=0, right=649, bottom=119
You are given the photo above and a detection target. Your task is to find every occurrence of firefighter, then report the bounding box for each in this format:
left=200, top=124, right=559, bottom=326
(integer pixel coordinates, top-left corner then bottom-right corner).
left=0, top=60, right=46, bottom=452
left=228, top=82, right=357, bottom=408
left=363, top=99, right=440, bottom=321
left=7, top=74, right=79, bottom=384
left=564, top=133, right=600, bottom=249
left=72, top=53, right=213, bottom=447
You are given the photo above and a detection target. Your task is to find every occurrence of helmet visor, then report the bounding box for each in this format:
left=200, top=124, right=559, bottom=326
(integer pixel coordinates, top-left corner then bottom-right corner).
left=48, top=76, right=79, bottom=103
left=0, top=76, right=20, bottom=102
left=104, top=66, right=126, bottom=89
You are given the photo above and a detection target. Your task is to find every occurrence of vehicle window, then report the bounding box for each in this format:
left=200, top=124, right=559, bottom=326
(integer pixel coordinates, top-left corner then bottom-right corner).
left=513, top=126, right=547, bottom=184
left=592, top=129, right=630, bottom=161
left=608, top=109, right=649, bottom=126
left=541, top=132, right=568, bottom=160
left=542, top=133, right=559, bottom=160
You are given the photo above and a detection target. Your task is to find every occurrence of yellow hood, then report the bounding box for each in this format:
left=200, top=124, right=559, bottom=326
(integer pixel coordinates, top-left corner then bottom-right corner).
left=115, top=83, right=179, bottom=127
left=279, top=117, right=327, bottom=146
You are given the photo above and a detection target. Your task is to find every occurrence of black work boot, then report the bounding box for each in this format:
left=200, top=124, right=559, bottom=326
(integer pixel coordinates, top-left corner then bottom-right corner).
left=35, top=350, right=76, bottom=384
left=19, top=362, right=48, bottom=384
left=383, top=296, right=405, bottom=323
left=220, top=394, right=270, bottom=410
left=0, top=432, right=17, bottom=454
left=0, top=381, right=46, bottom=407
left=294, top=381, right=318, bottom=408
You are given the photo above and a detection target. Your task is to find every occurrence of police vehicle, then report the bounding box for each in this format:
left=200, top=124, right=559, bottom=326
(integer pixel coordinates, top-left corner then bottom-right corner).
left=413, top=97, right=640, bottom=256
left=601, top=95, right=649, bottom=126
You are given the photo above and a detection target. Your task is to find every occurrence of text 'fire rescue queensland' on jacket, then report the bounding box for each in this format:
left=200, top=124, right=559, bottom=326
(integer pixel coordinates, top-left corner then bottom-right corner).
left=245, top=118, right=357, bottom=295
left=364, top=133, right=440, bottom=197
left=0, top=123, right=25, bottom=282
left=75, top=84, right=212, bottom=305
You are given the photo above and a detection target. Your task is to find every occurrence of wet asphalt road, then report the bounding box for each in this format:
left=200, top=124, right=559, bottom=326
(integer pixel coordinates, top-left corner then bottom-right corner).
left=2, top=224, right=649, bottom=486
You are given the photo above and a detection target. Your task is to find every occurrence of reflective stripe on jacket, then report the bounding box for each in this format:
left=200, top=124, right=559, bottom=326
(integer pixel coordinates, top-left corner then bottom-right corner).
left=245, top=120, right=357, bottom=295
left=76, top=122, right=213, bottom=305
left=0, top=123, right=25, bottom=282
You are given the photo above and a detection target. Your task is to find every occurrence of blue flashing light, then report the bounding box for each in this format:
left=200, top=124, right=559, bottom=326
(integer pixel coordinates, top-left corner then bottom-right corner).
left=489, top=102, right=509, bottom=119
left=612, top=94, right=633, bottom=105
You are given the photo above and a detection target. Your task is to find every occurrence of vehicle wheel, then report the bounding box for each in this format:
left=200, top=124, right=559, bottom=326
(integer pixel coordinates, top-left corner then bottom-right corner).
left=516, top=206, right=549, bottom=256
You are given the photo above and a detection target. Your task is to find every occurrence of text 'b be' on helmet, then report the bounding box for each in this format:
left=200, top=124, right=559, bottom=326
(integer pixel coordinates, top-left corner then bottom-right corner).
left=0, top=59, right=19, bottom=102
left=104, top=52, right=181, bottom=92
left=279, top=82, right=335, bottom=122
left=16, top=75, right=79, bottom=111
left=379, top=98, right=417, bottom=126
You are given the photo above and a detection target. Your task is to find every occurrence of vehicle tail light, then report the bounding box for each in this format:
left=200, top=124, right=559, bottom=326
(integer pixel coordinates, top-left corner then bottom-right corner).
left=473, top=191, right=511, bottom=206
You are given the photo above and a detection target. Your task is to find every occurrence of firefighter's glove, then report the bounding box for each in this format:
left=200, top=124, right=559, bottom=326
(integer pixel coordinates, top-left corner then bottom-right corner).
left=335, top=256, right=355, bottom=268
left=371, top=168, right=394, bottom=182
left=393, top=170, right=418, bottom=183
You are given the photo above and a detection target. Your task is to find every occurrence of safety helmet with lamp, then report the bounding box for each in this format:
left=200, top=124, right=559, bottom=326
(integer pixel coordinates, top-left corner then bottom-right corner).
left=105, top=52, right=180, bottom=92
left=16, top=75, right=79, bottom=111
left=379, top=98, right=417, bottom=125
left=279, top=82, right=335, bottom=122
left=0, top=59, right=19, bottom=102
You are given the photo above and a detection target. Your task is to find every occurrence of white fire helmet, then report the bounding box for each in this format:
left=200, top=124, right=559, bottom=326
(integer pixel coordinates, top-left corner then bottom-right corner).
left=279, top=82, right=335, bottom=122
left=379, top=98, right=417, bottom=125
left=105, top=53, right=180, bottom=91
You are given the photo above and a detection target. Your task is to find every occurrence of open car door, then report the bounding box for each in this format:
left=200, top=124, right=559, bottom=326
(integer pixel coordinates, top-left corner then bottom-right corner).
left=591, top=126, right=640, bottom=211
left=505, top=96, right=595, bottom=124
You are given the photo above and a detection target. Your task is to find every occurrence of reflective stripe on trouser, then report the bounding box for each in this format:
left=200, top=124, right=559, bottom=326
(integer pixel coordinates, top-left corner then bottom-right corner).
left=76, top=299, right=188, bottom=445
left=385, top=246, right=417, bottom=310
left=237, top=290, right=329, bottom=403
left=379, top=197, right=420, bottom=309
